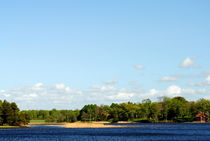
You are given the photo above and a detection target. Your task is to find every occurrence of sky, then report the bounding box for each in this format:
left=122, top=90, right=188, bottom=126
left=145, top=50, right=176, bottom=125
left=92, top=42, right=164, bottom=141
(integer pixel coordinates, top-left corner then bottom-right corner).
left=0, top=0, right=210, bottom=110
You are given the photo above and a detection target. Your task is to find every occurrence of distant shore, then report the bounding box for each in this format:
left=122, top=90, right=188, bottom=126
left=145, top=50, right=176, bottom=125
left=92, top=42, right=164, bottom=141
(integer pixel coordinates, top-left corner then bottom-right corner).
left=28, top=121, right=210, bottom=128
left=2, top=121, right=210, bottom=129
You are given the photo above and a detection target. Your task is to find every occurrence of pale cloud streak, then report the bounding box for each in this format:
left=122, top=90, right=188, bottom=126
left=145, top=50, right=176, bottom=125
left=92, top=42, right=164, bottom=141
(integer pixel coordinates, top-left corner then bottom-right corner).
left=31, top=83, right=44, bottom=90
left=189, top=75, right=210, bottom=87
left=134, top=64, right=144, bottom=70
left=107, top=92, right=134, bottom=100
left=206, top=75, right=210, bottom=85
left=180, top=57, right=200, bottom=68
left=103, top=80, right=118, bottom=85
left=91, top=85, right=116, bottom=92
left=160, top=76, right=177, bottom=82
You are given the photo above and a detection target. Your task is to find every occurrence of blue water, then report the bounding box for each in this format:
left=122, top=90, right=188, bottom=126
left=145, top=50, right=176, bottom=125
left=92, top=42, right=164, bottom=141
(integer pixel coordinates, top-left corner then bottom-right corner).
left=1, top=123, right=210, bottom=141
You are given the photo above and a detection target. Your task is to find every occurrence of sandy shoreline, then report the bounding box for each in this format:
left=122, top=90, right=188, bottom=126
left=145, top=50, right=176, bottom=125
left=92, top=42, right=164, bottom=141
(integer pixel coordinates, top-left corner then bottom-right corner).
left=30, top=121, right=139, bottom=128
left=61, top=122, right=135, bottom=128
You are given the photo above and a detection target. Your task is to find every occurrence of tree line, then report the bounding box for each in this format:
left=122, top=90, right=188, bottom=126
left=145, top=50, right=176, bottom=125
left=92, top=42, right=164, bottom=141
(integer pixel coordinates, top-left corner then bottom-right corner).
left=0, top=100, right=30, bottom=126
left=24, top=96, right=210, bottom=123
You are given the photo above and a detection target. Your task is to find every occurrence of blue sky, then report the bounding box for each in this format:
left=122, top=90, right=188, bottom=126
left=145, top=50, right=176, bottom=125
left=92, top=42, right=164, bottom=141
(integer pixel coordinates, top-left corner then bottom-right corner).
left=0, top=0, right=210, bottom=110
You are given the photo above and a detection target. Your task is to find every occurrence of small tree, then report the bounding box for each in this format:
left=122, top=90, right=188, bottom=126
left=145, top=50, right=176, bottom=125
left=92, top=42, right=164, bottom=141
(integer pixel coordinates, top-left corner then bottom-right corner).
left=19, top=112, right=30, bottom=125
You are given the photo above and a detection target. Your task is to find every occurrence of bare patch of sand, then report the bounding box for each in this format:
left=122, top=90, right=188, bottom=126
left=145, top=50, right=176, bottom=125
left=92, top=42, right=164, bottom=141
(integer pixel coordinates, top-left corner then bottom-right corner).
left=60, top=122, right=126, bottom=128
left=48, top=121, right=138, bottom=128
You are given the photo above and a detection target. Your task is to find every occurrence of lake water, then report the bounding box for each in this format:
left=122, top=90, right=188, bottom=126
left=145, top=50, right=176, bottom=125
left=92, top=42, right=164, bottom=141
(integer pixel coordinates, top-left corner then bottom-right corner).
left=1, top=123, right=210, bottom=141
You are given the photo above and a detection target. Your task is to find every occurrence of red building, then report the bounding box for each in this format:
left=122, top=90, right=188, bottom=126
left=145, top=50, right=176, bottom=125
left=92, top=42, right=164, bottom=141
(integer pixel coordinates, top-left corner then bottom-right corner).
left=195, top=113, right=208, bottom=122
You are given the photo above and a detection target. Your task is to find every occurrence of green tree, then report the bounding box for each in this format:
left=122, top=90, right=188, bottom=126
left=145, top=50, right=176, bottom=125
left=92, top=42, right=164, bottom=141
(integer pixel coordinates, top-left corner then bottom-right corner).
left=79, top=104, right=98, bottom=121
left=9, top=102, right=20, bottom=126
left=166, top=97, right=189, bottom=121
left=149, top=103, right=160, bottom=121
left=68, top=111, right=77, bottom=122
left=81, top=111, right=89, bottom=121
left=19, top=111, right=30, bottom=125
left=159, top=97, right=171, bottom=121
left=141, top=99, right=152, bottom=119
left=0, top=100, right=3, bottom=125
left=197, top=98, right=210, bottom=114
left=97, top=105, right=111, bottom=121
left=110, top=103, right=120, bottom=122
left=0, top=100, right=29, bottom=126
left=2, top=100, right=13, bottom=125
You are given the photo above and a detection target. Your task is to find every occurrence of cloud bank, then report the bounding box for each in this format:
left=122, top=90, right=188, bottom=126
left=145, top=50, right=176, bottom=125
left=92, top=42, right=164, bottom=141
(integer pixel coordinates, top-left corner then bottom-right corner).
left=0, top=82, right=208, bottom=110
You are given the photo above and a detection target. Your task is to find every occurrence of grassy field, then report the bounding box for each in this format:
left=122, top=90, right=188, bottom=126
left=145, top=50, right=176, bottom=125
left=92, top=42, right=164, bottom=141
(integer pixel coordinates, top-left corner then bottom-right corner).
left=0, top=126, right=20, bottom=128
left=29, top=120, right=46, bottom=123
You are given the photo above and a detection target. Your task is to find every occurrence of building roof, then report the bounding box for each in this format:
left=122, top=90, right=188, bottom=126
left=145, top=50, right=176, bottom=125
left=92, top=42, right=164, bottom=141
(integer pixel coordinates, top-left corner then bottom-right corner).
left=196, top=113, right=208, bottom=118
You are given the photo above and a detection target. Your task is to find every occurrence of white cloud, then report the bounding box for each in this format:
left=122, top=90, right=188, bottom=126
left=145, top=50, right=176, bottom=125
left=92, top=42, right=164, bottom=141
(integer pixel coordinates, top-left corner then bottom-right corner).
left=160, top=76, right=177, bottom=82
left=206, top=75, right=210, bottom=84
left=107, top=92, right=134, bottom=100
left=35, top=83, right=44, bottom=88
left=200, top=71, right=210, bottom=76
left=0, top=82, right=209, bottom=110
left=0, top=90, right=6, bottom=93
left=0, top=90, right=10, bottom=98
left=189, top=75, right=210, bottom=87
left=167, top=85, right=182, bottom=96
left=197, top=89, right=206, bottom=94
left=103, top=80, right=118, bottom=85
left=134, top=64, right=144, bottom=70
left=165, top=85, right=200, bottom=97
left=144, top=88, right=172, bottom=98
left=204, top=95, right=210, bottom=100
left=15, top=96, right=33, bottom=101
left=55, top=83, right=66, bottom=90
left=31, top=83, right=44, bottom=90
left=180, top=57, right=200, bottom=68
left=145, top=89, right=161, bottom=97
left=149, top=89, right=160, bottom=95
left=182, top=88, right=197, bottom=95
left=54, top=83, right=82, bottom=94
left=65, top=87, right=82, bottom=94
left=0, top=83, right=84, bottom=110
left=181, top=57, right=193, bottom=68
left=4, top=94, right=10, bottom=97
left=29, top=93, right=38, bottom=97
left=91, top=85, right=116, bottom=92
left=143, top=85, right=204, bottom=99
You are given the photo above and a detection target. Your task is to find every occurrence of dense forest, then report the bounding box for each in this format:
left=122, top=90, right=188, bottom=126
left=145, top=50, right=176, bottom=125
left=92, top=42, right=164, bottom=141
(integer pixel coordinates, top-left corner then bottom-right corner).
left=0, top=100, right=30, bottom=126
left=23, top=96, right=210, bottom=123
